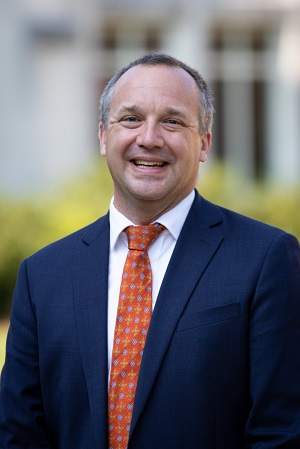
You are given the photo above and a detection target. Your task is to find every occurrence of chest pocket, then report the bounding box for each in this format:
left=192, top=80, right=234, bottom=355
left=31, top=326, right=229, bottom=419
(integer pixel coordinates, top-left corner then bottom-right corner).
left=176, top=302, right=241, bottom=332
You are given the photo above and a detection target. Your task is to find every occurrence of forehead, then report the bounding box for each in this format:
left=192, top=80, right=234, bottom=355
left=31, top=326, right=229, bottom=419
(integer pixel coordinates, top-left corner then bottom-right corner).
left=111, top=64, right=199, bottom=113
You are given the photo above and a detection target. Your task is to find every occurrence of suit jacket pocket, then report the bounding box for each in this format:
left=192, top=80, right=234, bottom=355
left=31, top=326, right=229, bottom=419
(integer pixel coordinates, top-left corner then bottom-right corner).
left=176, top=302, right=241, bottom=332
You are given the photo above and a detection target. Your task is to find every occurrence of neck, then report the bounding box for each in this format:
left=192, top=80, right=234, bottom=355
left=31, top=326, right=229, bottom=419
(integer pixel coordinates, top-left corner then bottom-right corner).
left=113, top=196, right=183, bottom=225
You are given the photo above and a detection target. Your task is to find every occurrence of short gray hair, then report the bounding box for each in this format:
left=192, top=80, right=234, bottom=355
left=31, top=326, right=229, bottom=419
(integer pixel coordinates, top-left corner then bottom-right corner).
left=99, top=53, right=214, bottom=134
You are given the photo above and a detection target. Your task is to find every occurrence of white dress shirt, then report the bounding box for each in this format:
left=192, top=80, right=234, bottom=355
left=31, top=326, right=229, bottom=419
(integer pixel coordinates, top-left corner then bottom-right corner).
left=107, top=190, right=195, bottom=371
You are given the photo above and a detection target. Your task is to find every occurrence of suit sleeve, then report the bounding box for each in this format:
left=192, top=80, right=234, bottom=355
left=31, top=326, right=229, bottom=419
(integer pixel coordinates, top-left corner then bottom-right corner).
left=245, top=232, right=300, bottom=447
left=0, top=259, right=51, bottom=449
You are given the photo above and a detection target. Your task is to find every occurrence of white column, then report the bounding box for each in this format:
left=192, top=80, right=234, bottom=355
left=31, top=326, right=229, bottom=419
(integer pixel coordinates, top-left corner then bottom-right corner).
left=0, top=0, right=34, bottom=194
left=219, top=33, right=255, bottom=178
left=265, top=19, right=300, bottom=185
left=265, top=81, right=300, bottom=185
left=0, top=0, right=99, bottom=196
left=221, top=80, right=254, bottom=178
left=161, top=8, right=212, bottom=77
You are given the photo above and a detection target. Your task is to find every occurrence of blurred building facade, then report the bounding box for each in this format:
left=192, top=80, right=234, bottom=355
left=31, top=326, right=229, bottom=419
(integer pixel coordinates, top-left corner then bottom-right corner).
left=1, top=0, right=300, bottom=195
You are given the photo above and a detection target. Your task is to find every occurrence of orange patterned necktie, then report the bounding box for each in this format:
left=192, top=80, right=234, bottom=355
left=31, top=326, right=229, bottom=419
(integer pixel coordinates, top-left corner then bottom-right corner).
left=108, top=223, right=165, bottom=449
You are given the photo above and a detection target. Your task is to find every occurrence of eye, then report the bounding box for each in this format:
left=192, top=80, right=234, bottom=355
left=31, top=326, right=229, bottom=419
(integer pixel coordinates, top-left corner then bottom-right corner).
left=164, top=118, right=184, bottom=127
left=119, top=116, right=142, bottom=128
left=122, top=116, right=139, bottom=123
left=166, top=119, right=179, bottom=125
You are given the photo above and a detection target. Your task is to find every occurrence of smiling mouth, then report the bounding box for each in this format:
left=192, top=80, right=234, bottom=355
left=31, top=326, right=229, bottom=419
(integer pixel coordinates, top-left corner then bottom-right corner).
left=132, top=159, right=167, bottom=168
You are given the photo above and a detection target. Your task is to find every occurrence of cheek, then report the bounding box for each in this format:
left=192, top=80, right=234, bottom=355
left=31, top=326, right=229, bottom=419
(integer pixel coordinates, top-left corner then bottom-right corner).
left=107, top=131, right=135, bottom=156
left=178, top=143, right=201, bottom=166
left=181, top=148, right=202, bottom=178
left=106, top=151, right=121, bottom=171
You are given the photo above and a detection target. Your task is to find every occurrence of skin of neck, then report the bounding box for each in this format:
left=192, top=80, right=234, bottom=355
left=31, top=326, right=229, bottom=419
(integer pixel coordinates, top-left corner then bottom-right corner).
left=113, top=188, right=194, bottom=225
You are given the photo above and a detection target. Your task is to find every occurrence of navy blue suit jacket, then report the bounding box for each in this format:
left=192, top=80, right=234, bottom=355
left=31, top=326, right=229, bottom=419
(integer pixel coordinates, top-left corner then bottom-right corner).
left=1, top=191, right=300, bottom=448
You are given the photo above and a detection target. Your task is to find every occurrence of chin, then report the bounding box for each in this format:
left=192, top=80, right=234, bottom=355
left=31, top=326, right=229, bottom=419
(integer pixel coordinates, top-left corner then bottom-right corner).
left=129, top=180, right=171, bottom=198
left=133, top=192, right=164, bottom=202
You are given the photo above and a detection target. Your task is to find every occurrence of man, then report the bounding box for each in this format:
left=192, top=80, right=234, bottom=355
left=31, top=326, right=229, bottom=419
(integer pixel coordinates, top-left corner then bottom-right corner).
left=0, top=53, right=299, bottom=449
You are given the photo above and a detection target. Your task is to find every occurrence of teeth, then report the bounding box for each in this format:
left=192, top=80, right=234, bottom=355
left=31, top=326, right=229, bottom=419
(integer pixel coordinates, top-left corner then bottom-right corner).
left=134, top=160, right=165, bottom=167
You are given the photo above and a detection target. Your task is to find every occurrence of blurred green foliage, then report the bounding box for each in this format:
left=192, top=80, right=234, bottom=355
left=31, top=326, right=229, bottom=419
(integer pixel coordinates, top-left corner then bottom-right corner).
left=0, top=159, right=299, bottom=317
left=0, top=320, right=9, bottom=368
left=0, top=159, right=113, bottom=317
left=199, top=164, right=300, bottom=238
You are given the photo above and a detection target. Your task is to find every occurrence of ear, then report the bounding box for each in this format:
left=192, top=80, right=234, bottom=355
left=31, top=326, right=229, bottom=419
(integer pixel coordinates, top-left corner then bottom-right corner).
left=199, top=132, right=212, bottom=163
left=98, top=122, right=106, bottom=157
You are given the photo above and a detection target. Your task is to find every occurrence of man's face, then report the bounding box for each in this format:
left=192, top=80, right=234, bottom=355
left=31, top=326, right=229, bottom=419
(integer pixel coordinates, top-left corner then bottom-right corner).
left=99, top=64, right=211, bottom=218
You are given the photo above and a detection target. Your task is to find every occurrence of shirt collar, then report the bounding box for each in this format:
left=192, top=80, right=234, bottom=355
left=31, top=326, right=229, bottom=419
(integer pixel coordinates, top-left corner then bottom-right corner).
left=109, top=190, right=195, bottom=250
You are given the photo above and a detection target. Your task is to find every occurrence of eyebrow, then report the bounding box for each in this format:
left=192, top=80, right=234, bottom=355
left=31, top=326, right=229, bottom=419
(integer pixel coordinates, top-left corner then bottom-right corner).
left=118, top=105, right=187, bottom=118
left=164, top=107, right=186, bottom=118
left=118, top=105, right=142, bottom=115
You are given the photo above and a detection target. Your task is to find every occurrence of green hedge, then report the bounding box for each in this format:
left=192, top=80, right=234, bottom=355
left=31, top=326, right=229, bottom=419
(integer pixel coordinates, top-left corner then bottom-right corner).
left=199, top=164, right=300, bottom=239
left=0, top=160, right=299, bottom=317
left=0, top=159, right=113, bottom=317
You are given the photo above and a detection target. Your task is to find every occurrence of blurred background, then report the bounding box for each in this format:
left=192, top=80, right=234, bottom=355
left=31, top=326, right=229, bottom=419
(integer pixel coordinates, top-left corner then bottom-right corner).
left=1, top=0, right=300, bottom=367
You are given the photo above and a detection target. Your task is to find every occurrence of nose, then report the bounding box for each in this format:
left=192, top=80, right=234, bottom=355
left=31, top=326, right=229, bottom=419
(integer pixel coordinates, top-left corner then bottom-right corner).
left=136, top=121, right=164, bottom=149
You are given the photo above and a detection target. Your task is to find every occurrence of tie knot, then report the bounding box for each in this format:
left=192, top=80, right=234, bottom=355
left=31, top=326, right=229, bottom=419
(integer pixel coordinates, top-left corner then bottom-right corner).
left=125, top=224, right=165, bottom=251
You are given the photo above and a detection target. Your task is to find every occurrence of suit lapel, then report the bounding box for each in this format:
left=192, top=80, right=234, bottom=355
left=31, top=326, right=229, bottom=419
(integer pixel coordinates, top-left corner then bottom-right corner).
left=130, top=193, right=224, bottom=435
left=73, top=215, right=110, bottom=449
